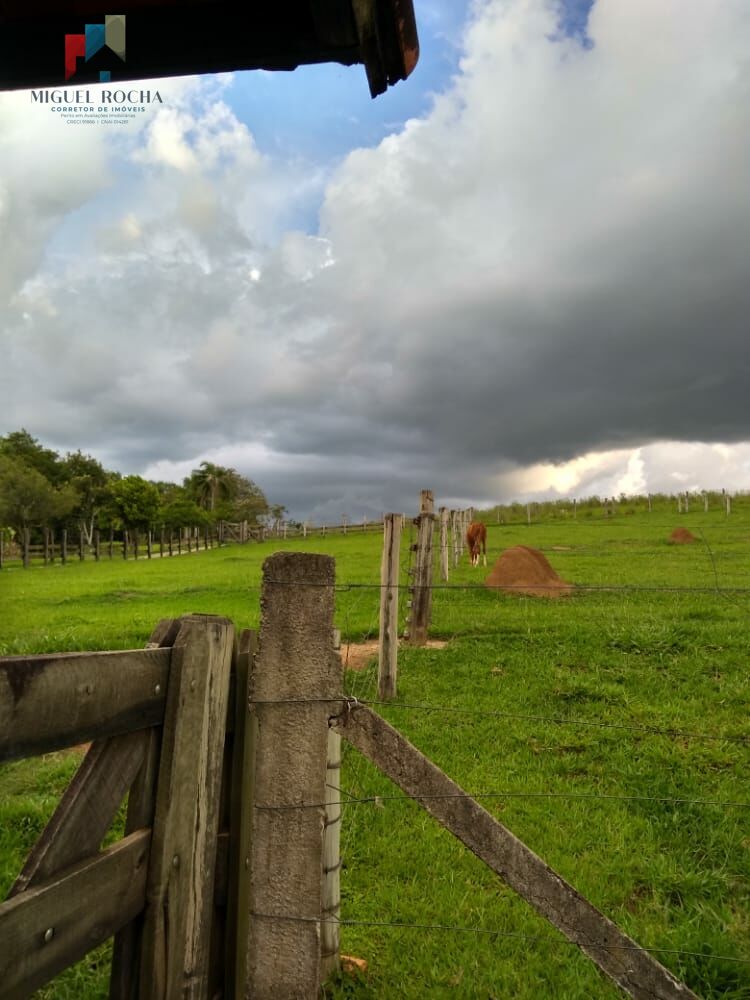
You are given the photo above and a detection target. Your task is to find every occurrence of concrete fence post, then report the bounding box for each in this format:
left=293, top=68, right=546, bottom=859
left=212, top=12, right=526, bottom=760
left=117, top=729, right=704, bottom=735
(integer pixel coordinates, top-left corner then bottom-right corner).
left=239, top=552, right=339, bottom=999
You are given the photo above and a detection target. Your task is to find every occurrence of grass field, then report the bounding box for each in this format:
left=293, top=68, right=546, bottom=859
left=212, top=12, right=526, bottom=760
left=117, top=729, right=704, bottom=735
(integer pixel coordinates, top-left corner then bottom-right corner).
left=1, top=509, right=749, bottom=998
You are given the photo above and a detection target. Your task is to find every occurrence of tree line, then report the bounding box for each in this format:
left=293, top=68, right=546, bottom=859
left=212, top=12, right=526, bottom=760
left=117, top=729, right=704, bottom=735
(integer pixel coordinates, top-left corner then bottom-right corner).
left=0, top=430, right=281, bottom=561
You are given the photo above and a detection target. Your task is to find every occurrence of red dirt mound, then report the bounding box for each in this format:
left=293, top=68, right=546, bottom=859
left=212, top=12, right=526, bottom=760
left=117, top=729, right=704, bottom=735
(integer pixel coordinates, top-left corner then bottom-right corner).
left=485, top=545, right=573, bottom=598
left=669, top=527, right=697, bottom=544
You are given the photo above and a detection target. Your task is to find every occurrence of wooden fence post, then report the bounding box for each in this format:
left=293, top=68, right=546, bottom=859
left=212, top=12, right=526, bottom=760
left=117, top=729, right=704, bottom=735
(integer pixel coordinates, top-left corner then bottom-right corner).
left=108, top=527, right=114, bottom=560
left=378, top=514, right=402, bottom=699
left=94, top=529, right=100, bottom=562
left=109, top=618, right=180, bottom=1000
left=23, top=527, right=30, bottom=568
left=439, top=507, right=449, bottom=583
left=407, top=492, right=435, bottom=646
left=0, top=533, right=4, bottom=569
left=61, top=529, right=67, bottom=565
left=138, top=614, right=235, bottom=999
left=43, top=527, right=50, bottom=565
left=146, top=531, right=152, bottom=560
left=451, top=510, right=459, bottom=568
left=238, top=552, right=338, bottom=998
left=122, top=531, right=128, bottom=561
left=79, top=528, right=85, bottom=561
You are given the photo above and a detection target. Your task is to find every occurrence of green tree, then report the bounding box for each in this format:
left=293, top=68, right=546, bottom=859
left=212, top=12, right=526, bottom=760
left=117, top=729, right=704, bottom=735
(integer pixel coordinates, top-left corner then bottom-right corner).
left=159, top=494, right=209, bottom=530
left=0, top=457, right=76, bottom=565
left=60, top=450, right=110, bottom=544
left=220, top=472, right=268, bottom=524
left=0, top=429, right=63, bottom=484
left=187, top=462, right=235, bottom=512
left=185, top=463, right=268, bottom=523
left=268, top=503, right=287, bottom=535
left=106, top=476, right=161, bottom=530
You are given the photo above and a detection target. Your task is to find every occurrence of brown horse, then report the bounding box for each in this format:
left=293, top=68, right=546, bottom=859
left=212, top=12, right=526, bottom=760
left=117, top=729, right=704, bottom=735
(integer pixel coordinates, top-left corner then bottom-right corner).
left=466, top=521, right=487, bottom=567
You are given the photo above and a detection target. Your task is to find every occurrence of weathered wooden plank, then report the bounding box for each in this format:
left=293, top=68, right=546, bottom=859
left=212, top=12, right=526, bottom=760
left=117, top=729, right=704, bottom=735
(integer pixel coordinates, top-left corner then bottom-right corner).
left=228, top=628, right=258, bottom=1000
left=9, top=730, right=148, bottom=897
left=407, top=508, right=435, bottom=646
left=0, top=648, right=170, bottom=762
left=321, top=726, right=342, bottom=979
left=145, top=618, right=182, bottom=651
left=378, top=513, right=402, bottom=700
left=110, top=621, right=179, bottom=1000
left=333, top=706, right=698, bottom=1000
left=139, top=614, right=235, bottom=1000
left=0, top=829, right=150, bottom=1000
left=207, top=626, right=240, bottom=1000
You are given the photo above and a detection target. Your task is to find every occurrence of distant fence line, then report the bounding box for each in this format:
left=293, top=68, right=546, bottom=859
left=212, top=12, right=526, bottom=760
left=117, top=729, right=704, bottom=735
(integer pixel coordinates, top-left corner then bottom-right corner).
left=0, top=517, right=391, bottom=569
left=2, top=485, right=746, bottom=571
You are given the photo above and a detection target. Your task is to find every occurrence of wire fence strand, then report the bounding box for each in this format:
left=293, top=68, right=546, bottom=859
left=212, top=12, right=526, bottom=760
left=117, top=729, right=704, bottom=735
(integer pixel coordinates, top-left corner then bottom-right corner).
left=250, top=912, right=750, bottom=965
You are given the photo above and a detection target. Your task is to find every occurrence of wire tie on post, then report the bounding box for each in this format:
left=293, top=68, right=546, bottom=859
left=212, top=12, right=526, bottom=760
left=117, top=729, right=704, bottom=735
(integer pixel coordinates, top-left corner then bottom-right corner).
left=342, top=695, right=359, bottom=723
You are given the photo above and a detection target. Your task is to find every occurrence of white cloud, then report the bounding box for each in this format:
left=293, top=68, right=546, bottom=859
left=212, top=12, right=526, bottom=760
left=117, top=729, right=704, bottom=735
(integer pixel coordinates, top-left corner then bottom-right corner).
left=2, top=0, right=750, bottom=518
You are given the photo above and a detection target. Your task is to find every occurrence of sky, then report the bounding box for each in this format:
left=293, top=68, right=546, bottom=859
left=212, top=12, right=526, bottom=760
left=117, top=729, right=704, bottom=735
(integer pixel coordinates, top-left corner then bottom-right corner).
left=1, top=0, right=749, bottom=521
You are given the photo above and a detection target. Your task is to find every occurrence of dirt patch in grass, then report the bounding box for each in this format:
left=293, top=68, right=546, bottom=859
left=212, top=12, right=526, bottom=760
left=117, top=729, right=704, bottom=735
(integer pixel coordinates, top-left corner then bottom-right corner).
left=669, top=527, right=697, bottom=543
left=340, top=639, right=448, bottom=671
left=485, top=545, right=573, bottom=598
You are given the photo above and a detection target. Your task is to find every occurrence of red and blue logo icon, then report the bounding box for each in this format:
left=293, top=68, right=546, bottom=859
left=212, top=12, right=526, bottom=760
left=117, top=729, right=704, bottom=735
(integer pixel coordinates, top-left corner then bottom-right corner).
left=65, top=14, right=126, bottom=82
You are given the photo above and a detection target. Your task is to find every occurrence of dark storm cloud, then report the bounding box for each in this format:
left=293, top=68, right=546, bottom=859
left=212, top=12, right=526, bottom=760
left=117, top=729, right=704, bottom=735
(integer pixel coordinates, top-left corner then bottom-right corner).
left=2, top=0, right=750, bottom=518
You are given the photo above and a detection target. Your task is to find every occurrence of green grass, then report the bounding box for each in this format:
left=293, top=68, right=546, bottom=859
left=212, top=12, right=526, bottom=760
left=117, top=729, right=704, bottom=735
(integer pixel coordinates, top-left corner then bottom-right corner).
left=1, top=510, right=749, bottom=997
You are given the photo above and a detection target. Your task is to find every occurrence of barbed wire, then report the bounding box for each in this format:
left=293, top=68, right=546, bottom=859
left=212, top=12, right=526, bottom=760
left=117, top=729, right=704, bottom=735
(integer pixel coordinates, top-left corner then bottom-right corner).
left=250, top=911, right=750, bottom=965
left=256, top=579, right=750, bottom=594
left=249, top=697, right=749, bottom=746
left=364, top=701, right=750, bottom=745
left=255, top=790, right=750, bottom=812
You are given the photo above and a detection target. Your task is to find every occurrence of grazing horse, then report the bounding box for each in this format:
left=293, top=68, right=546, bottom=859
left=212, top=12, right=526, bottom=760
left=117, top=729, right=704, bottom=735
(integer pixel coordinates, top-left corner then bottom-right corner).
left=466, top=521, right=487, bottom=567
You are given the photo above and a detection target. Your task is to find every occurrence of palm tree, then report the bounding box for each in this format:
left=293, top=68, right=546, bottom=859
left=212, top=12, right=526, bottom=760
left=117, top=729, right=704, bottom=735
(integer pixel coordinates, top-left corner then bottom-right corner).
left=190, top=462, right=234, bottom=512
